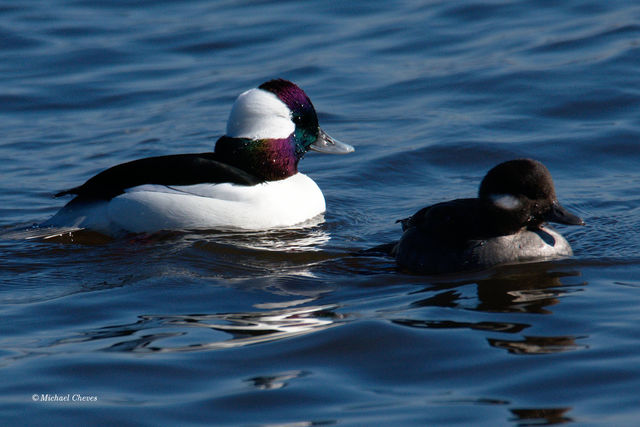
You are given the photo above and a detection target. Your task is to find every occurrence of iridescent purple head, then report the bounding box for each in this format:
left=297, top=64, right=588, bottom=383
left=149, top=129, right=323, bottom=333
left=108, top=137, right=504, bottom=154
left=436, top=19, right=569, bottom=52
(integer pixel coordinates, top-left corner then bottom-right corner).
left=216, top=79, right=354, bottom=181
left=259, top=79, right=319, bottom=150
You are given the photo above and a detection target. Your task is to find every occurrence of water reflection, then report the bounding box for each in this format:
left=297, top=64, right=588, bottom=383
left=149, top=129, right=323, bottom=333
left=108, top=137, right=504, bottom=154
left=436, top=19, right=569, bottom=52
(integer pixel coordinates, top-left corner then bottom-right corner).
left=185, top=226, right=331, bottom=253
left=6, top=222, right=332, bottom=252
left=409, top=263, right=585, bottom=314
left=58, top=303, right=343, bottom=353
left=488, top=336, right=587, bottom=355
left=393, top=319, right=527, bottom=334
left=392, top=263, right=588, bottom=355
left=246, top=370, right=308, bottom=390
left=474, top=264, right=585, bottom=314
left=2, top=224, right=112, bottom=244
left=510, top=407, right=573, bottom=425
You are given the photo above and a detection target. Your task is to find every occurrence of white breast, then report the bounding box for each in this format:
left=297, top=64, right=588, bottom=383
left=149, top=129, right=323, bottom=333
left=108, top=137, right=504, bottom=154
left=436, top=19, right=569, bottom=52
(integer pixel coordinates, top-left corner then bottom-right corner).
left=46, top=173, right=326, bottom=235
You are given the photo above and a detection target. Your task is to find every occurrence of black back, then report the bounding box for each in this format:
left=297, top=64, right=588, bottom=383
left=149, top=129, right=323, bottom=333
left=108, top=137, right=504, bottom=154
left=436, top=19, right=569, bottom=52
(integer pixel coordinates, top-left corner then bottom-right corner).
left=55, top=152, right=262, bottom=201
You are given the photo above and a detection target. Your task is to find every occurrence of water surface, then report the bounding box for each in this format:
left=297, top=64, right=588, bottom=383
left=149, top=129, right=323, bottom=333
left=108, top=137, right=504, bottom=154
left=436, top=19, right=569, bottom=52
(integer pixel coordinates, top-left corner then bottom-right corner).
left=2, top=1, right=640, bottom=425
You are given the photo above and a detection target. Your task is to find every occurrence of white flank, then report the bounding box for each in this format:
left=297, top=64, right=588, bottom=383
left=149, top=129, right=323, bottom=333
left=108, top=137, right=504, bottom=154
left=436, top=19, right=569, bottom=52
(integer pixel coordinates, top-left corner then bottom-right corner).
left=43, top=174, right=326, bottom=235
left=103, top=173, right=326, bottom=233
left=490, top=193, right=521, bottom=210
left=226, top=88, right=295, bottom=139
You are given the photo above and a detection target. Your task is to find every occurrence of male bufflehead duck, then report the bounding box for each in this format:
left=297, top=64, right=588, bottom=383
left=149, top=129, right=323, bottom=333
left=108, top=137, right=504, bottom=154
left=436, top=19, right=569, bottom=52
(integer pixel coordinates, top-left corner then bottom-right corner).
left=43, top=79, right=354, bottom=235
left=392, top=159, right=584, bottom=274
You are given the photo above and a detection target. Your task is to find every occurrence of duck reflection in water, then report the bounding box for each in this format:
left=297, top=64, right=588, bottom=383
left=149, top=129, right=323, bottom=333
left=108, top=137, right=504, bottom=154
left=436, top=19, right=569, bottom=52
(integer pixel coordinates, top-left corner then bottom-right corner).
left=246, top=370, right=309, bottom=390
left=489, top=335, right=586, bottom=355
left=392, top=263, right=587, bottom=355
left=511, top=407, right=573, bottom=425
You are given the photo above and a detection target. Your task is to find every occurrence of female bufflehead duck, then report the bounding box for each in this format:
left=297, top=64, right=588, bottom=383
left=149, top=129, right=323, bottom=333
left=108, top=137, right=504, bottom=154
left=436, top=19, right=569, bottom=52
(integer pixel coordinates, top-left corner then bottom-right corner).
left=43, top=79, right=354, bottom=235
left=392, top=159, right=584, bottom=274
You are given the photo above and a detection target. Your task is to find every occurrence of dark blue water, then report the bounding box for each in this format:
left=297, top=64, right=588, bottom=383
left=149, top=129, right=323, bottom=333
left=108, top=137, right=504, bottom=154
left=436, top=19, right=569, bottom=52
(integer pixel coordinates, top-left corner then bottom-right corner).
left=2, top=1, right=640, bottom=425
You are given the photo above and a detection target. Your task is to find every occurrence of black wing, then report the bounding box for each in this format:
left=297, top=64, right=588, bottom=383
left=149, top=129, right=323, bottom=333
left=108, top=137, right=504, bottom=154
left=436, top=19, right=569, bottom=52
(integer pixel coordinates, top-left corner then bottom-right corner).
left=399, top=199, right=482, bottom=238
left=396, top=205, right=433, bottom=231
left=55, top=152, right=262, bottom=201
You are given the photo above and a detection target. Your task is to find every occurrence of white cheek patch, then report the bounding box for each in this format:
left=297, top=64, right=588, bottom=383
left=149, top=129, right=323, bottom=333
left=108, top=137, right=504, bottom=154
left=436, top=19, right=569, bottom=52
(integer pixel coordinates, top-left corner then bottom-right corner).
left=226, top=88, right=295, bottom=139
left=490, top=194, right=521, bottom=210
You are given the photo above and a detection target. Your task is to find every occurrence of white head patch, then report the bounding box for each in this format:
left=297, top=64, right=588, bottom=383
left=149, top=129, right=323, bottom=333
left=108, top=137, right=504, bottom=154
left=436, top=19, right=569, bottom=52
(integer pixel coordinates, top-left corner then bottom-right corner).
left=226, top=88, right=295, bottom=139
left=490, top=194, right=521, bottom=210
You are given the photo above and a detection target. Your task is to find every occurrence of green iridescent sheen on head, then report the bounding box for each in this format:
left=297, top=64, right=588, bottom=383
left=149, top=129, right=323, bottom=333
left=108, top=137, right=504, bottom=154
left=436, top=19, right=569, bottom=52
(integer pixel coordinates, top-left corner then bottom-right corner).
left=259, top=79, right=320, bottom=151
left=214, top=79, right=325, bottom=181
left=215, top=79, right=328, bottom=181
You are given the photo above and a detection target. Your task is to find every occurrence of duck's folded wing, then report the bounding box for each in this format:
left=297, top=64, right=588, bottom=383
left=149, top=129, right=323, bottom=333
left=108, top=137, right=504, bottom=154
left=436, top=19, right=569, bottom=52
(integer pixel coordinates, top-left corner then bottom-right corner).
left=54, top=153, right=262, bottom=200
left=396, top=205, right=433, bottom=231
left=400, top=199, right=481, bottom=238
